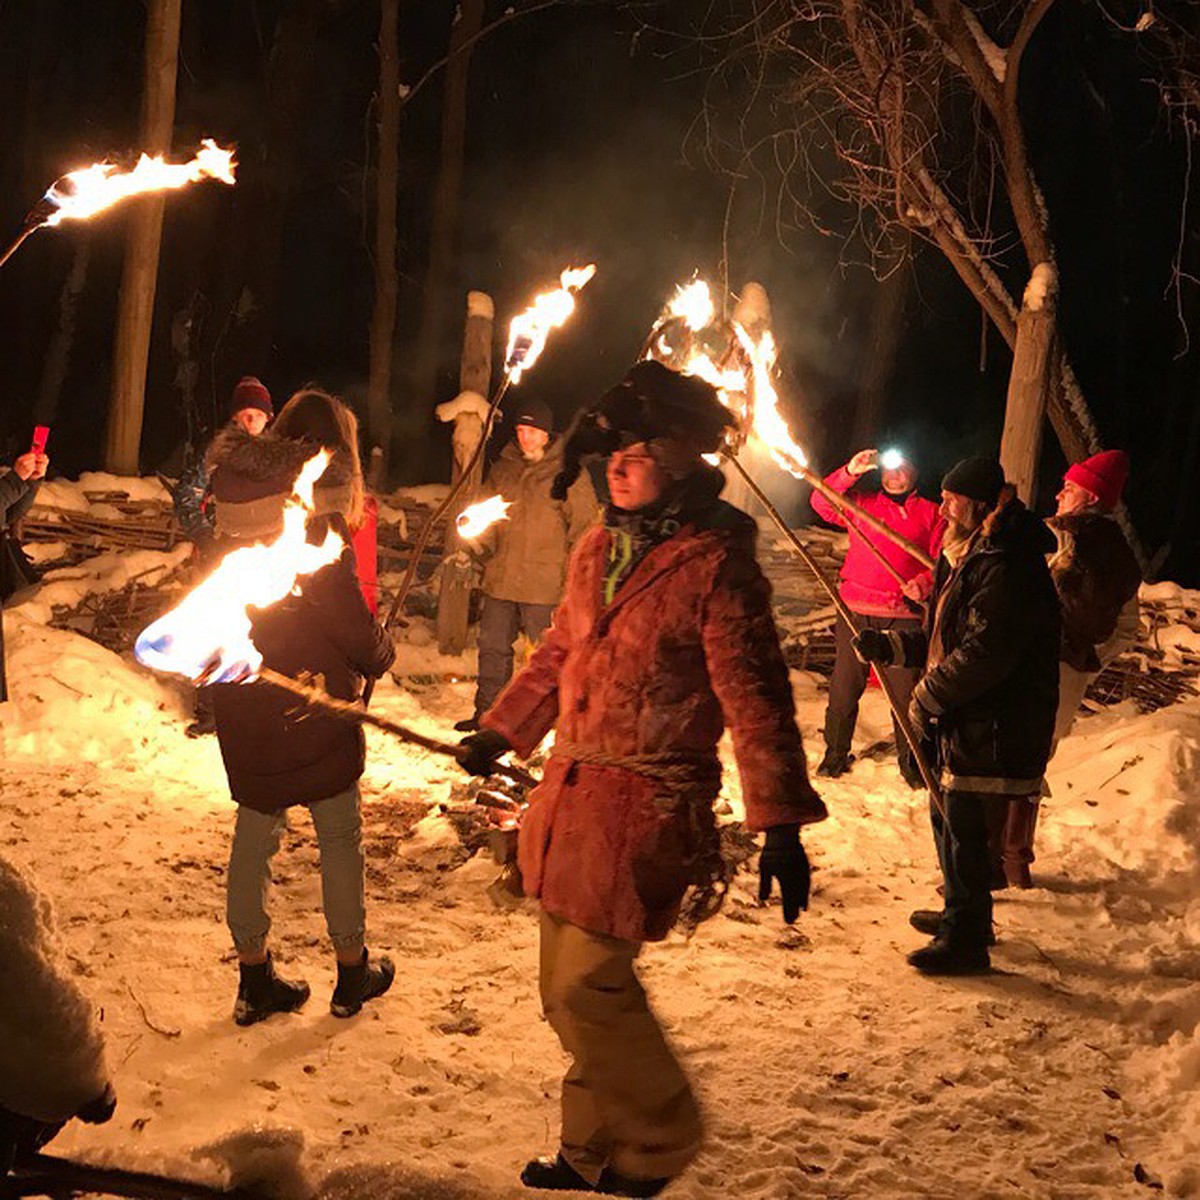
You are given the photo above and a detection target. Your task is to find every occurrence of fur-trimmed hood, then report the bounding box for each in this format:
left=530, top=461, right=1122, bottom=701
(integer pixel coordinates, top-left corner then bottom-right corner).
left=206, top=426, right=355, bottom=490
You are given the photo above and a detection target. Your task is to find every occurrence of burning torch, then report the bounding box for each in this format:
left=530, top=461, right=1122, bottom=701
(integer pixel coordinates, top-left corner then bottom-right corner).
left=642, top=280, right=944, bottom=814
left=365, top=264, right=597, bottom=705
left=0, top=139, right=236, bottom=270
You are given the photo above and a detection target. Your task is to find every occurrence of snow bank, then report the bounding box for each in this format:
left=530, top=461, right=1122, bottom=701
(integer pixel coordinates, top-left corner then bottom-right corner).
left=0, top=854, right=110, bottom=1123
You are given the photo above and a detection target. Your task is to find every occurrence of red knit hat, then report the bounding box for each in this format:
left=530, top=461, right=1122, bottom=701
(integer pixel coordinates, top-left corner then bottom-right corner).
left=1064, top=449, right=1128, bottom=510
left=229, top=375, right=273, bottom=418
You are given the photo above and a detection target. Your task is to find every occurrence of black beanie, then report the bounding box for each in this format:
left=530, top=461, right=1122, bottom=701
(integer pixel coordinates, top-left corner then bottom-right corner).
left=510, top=398, right=553, bottom=433
left=550, top=361, right=735, bottom=499
left=942, top=456, right=1005, bottom=507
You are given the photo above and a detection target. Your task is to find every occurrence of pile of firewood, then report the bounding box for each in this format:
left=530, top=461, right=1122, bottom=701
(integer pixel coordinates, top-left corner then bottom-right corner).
left=48, top=564, right=193, bottom=655
left=23, top=490, right=181, bottom=564
left=1086, top=593, right=1200, bottom=713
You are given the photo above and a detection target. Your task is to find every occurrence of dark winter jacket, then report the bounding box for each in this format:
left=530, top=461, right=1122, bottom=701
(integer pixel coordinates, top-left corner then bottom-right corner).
left=475, top=436, right=598, bottom=606
left=483, top=467, right=826, bottom=942
left=898, top=499, right=1060, bottom=795
left=207, top=427, right=358, bottom=547
left=211, top=543, right=395, bottom=811
left=1048, top=511, right=1141, bottom=672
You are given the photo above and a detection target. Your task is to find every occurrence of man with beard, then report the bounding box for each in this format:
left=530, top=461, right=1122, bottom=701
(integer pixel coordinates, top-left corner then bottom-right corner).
left=855, top=457, right=1059, bottom=974
left=458, top=361, right=826, bottom=1195
left=810, top=448, right=944, bottom=785
left=455, top=398, right=598, bottom=732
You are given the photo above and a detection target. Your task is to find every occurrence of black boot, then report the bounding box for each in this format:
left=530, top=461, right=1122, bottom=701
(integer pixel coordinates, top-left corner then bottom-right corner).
left=233, top=956, right=310, bottom=1026
left=816, top=748, right=850, bottom=778
left=907, top=935, right=990, bottom=976
left=521, top=1153, right=595, bottom=1191
left=330, top=949, right=395, bottom=1018
left=910, top=910, right=996, bottom=945
left=453, top=716, right=480, bottom=733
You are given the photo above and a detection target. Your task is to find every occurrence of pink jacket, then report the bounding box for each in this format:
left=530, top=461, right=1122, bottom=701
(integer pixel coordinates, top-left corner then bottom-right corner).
left=810, top=466, right=944, bottom=618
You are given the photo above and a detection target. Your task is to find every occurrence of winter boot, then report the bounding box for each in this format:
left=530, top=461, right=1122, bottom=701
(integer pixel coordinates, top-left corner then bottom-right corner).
left=909, top=910, right=996, bottom=945
left=816, top=748, right=851, bottom=778
left=330, top=949, right=395, bottom=1018
left=520, top=1153, right=595, bottom=1191
left=1001, top=799, right=1039, bottom=888
left=907, top=935, right=990, bottom=976
left=453, top=716, right=480, bottom=733
left=233, top=956, right=310, bottom=1026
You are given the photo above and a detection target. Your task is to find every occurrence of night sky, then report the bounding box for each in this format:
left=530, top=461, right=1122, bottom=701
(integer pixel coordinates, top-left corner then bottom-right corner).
left=0, top=1, right=1196, bottom=578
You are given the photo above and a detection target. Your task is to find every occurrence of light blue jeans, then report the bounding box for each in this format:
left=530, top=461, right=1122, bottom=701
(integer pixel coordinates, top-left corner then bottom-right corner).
left=226, top=784, right=366, bottom=958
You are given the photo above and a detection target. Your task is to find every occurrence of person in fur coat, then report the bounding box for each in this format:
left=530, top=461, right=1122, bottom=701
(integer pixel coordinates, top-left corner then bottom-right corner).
left=459, top=361, right=827, bottom=1197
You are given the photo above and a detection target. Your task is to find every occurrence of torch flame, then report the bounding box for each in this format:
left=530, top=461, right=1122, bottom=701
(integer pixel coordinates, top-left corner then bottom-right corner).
left=456, top=495, right=512, bottom=539
left=42, top=138, right=236, bottom=227
left=667, top=279, right=716, bottom=332
left=646, top=278, right=809, bottom=475
left=135, top=451, right=342, bottom=684
left=504, top=263, right=596, bottom=383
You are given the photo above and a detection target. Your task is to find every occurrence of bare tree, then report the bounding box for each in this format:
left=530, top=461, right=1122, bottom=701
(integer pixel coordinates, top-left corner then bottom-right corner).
left=668, top=0, right=1200, bottom=552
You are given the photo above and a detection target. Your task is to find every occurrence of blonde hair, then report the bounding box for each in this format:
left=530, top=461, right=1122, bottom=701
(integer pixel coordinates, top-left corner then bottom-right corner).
left=272, top=387, right=365, bottom=529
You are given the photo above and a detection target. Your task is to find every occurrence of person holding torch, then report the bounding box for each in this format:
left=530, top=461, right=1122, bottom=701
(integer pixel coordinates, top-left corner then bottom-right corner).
left=810, top=447, right=944, bottom=786
left=458, top=361, right=826, bottom=1196
left=1, top=443, right=50, bottom=704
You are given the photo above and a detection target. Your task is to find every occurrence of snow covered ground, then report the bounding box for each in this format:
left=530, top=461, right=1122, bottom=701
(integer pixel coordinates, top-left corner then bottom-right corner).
left=2, top=535, right=1200, bottom=1198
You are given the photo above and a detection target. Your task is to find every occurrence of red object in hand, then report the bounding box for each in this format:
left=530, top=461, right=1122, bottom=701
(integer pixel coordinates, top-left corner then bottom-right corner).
left=31, top=424, right=49, bottom=454
left=351, top=495, right=379, bottom=614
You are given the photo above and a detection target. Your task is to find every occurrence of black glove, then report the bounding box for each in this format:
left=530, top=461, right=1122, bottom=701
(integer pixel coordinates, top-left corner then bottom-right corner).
left=908, top=695, right=936, bottom=743
left=76, top=1082, right=117, bottom=1125
left=852, top=629, right=895, bottom=666
left=757, top=824, right=811, bottom=923
left=458, top=728, right=512, bottom=777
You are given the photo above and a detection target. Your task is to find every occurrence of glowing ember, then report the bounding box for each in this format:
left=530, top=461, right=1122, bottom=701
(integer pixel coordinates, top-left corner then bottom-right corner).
left=135, top=452, right=341, bottom=684
left=505, top=263, right=596, bottom=383
left=667, top=279, right=716, bottom=332
left=42, top=138, right=236, bottom=227
left=456, top=495, right=511, bottom=539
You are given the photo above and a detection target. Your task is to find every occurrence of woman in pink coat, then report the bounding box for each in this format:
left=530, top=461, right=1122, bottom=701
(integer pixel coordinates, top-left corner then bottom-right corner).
left=810, top=449, right=944, bottom=784
left=459, top=362, right=826, bottom=1197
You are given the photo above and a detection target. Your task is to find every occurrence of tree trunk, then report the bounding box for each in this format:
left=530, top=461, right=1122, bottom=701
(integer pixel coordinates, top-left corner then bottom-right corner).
left=366, top=0, right=401, bottom=476
left=851, top=252, right=910, bottom=449
left=437, top=290, right=494, bottom=654
left=34, top=237, right=91, bottom=425
left=404, top=0, right=486, bottom=426
left=999, top=293, right=1056, bottom=506
left=105, top=0, right=181, bottom=475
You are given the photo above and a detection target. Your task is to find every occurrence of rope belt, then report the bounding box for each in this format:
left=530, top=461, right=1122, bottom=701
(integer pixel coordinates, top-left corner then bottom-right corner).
left=550, top=739, right=730, bottom=933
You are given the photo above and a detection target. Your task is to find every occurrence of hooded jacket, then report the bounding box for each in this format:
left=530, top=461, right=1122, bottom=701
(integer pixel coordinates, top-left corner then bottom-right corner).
left=810, top=465, right=944, bottom=617
left=476, top=435, right=598, bottom=606
left=482, top=468, right=826, bottom=942
left=211, top=545, right=395, bottom=810
left=902, top=499, right=1060, bottom=794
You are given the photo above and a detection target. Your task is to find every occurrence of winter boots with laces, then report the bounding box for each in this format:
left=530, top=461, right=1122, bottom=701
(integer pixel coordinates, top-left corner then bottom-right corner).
left=520, top=1152, right=671, bottom=1196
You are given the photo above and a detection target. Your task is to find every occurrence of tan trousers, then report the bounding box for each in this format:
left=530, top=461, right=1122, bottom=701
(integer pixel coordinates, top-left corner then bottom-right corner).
left=538, top=910, right=704, bottom=1185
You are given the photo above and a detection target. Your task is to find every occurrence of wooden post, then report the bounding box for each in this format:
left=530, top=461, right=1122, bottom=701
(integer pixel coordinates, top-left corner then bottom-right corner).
left=999, top=263, right=1057, bottom=506
left=436, top=291, right=494, bottom=654
left=105, top=0, right=182, bottom=475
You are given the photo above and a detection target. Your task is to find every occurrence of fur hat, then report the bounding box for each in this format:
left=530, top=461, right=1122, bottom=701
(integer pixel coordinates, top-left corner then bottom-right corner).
left=229, top=376, right=273, bottom=419
left=551, top=361, right=735, bottom=499
left=1064, top=449, right=1128, bottom=510
left=941, top=456, right=1006, bottom=508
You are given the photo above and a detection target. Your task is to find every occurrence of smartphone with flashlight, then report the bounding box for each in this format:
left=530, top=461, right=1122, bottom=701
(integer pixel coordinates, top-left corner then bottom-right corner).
left=31, top=424, right=50, bottom=455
